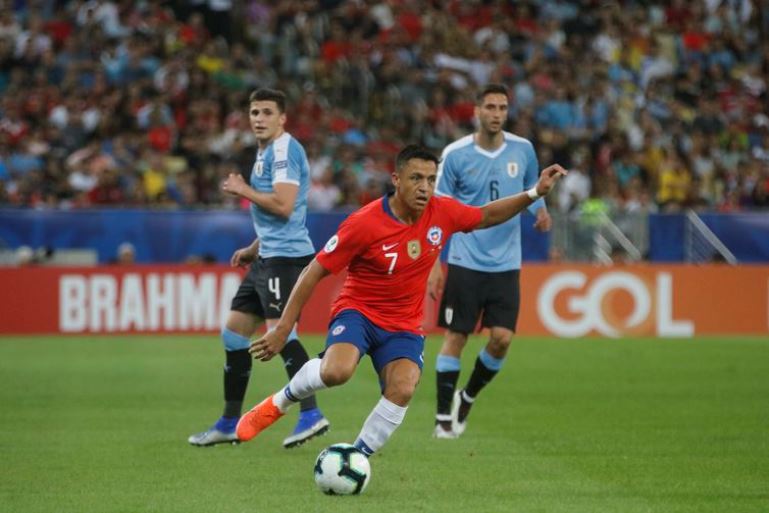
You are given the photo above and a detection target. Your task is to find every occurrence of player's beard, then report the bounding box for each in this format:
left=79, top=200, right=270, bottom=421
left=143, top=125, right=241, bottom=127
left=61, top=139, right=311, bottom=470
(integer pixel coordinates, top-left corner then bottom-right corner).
left=482, top=120, right=503, bottom=136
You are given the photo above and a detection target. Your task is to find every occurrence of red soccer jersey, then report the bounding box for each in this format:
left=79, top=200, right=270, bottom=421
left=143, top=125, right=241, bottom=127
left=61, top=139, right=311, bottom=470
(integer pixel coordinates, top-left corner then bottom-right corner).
left=316, top=195, right=483, bottom=333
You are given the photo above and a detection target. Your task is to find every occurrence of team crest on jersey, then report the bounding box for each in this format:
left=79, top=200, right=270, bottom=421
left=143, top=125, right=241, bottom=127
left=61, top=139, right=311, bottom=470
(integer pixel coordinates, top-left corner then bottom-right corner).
left=507, top=162, right=518, bottom=178
left=407, top=240, right=421, bottom=259
left=427, top=226, right=443, bottom=246
left=253, top=161, right=264, bottom=177
left=324, top=235, right=339, bottom=253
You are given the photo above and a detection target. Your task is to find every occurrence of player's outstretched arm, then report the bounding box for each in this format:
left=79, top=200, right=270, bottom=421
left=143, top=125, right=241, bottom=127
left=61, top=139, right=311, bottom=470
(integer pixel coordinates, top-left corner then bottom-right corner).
left=222, top=173, right=299, bottom=219
left=477, top=164, right=567, bottom=229
left=249, top=258, right=330, bottom=361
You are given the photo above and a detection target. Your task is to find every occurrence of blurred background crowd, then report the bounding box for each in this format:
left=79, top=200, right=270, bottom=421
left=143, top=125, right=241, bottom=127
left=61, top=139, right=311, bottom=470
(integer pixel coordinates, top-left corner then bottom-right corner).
left=1, top=0, right=768, bottom=215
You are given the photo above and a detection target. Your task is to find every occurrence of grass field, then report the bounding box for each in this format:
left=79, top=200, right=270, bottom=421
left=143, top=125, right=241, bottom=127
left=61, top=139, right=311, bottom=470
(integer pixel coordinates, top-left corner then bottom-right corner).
left=1, top=335, right=768, bottom=513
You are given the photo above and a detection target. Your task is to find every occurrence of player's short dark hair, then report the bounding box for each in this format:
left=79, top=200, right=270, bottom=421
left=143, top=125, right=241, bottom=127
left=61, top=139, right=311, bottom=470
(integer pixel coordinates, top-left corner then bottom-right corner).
left=395, top=144, right=439, bottom=172
left=477, top=84, right=509, bottom=104
left=249, top=88, right=287, bottom=112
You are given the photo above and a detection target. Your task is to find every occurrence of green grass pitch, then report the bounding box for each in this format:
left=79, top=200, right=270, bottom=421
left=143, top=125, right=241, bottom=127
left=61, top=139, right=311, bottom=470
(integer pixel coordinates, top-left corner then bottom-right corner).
left=1, top=335, right=767, bottom=513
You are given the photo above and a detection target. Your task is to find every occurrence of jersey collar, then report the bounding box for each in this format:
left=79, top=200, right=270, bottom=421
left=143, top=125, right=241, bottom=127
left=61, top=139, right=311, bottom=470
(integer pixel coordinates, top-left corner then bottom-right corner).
left=473, top=141, right=508, bottom=159
left=381, top=193, right=402, bottom=223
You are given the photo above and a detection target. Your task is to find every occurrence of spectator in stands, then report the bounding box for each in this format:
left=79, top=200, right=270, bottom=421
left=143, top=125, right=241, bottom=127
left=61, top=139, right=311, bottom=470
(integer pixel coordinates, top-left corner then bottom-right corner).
left=308, top=167, right=340, bottom=212
left=15, top=245, right=34, bottom=266
left=657, top=148, right=692, bottom=211
left=556, top=148, right=591, bottom=214
left=116, top=242, right=136, bottom=264
left=0, top=0, right=765, bottom=217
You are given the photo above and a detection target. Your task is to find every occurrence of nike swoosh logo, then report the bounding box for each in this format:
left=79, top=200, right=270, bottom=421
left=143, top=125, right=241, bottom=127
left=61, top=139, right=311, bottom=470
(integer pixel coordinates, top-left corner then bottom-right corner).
left=382, top=243, right=399, bottom=250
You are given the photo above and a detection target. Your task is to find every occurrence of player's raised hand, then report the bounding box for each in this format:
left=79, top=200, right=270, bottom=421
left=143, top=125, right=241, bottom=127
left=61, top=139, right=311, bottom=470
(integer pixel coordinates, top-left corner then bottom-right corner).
left=222, top=173, right=247, bottom=196
left=249, top=328, right=288, bottom=362
left=534, top=164, right=568, bottom=197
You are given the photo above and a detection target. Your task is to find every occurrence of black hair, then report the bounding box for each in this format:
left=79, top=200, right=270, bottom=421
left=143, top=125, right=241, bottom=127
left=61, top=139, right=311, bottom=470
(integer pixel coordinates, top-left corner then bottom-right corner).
left=476, top=84, right=509, bottom=104
left=248, top=88, right=287, bottom=112
left=395, top=144, right=439, bottom=172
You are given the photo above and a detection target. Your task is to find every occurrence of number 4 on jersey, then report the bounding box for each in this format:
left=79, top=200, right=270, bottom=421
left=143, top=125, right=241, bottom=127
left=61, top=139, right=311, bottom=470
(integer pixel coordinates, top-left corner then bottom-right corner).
left=268, top=277, right=281, bottom=300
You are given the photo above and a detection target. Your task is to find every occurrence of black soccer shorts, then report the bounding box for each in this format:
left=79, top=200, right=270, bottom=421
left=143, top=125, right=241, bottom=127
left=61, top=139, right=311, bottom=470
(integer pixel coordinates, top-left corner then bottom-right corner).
left=437, top=264, right=520, bottom=334
left=230, top=255, right=313, bottom=320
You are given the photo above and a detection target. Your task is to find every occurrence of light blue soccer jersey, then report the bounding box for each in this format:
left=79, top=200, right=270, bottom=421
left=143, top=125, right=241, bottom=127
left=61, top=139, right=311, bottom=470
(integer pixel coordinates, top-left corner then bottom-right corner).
left=435, top=132, right=546, bottom=272
left=249, top=132, right=314, bottom=258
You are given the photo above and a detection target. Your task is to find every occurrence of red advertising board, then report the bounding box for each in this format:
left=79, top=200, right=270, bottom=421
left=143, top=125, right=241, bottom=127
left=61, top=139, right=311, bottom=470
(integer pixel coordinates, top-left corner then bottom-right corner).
left=1, top=264, right=767, bottom=337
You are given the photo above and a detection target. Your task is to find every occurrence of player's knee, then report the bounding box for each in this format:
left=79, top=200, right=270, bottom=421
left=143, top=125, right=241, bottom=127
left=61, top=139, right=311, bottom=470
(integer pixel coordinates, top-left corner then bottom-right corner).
left=319, top=362, right=354, bottom=387
left=383, top=375, right=418, bottom=406
left=384, top=384, right=417, bottom=407
left=442, top=331, right=468, bottom=356
left=487, top=330, right=513, bottom=357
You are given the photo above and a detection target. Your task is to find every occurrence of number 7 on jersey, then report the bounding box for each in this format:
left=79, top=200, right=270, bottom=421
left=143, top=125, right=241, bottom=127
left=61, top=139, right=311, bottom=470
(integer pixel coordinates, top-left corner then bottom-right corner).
left=385, top=252, right=398, bottom=274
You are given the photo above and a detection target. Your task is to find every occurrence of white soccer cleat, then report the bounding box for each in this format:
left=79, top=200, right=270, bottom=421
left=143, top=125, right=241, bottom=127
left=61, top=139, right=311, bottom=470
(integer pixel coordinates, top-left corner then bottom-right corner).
left=188, top=427, right=239, bottom=447
left=432, top=424, right=458, bottom=439
left=451, top=389, right=473, bottom=436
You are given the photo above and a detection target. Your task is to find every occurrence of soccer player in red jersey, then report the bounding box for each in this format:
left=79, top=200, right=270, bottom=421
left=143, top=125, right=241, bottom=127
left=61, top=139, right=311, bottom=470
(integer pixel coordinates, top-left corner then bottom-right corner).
left=236, top=144, right=566, bottom=456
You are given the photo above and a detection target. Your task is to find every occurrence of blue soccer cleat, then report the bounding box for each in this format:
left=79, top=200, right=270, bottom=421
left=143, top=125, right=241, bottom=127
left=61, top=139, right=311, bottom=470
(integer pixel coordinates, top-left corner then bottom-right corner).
left=188, top=416, right=240, bottom=447
left=282, top=408, right=330, bottom=448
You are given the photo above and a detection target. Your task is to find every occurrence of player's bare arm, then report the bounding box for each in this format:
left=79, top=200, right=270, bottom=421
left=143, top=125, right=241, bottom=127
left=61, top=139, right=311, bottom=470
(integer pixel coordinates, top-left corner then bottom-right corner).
left=221, top=175, right=299, bottom=219
left=250, top=258, right=330, bottom=361
left=427, top=258, right=444, bottom=300
left=230, top=239, right=259, bottom=267
left=478, top=164, right=566, bottom=229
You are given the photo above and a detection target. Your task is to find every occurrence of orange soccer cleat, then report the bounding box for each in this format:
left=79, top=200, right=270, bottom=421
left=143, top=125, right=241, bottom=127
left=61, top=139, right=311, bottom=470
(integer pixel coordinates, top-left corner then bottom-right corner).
left=236, top=395, right=285, bottom=442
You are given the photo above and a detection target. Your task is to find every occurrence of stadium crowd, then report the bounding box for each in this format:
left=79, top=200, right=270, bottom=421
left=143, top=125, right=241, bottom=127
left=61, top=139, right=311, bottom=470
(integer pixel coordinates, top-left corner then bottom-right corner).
left=0, top=0, right=768, bottom=214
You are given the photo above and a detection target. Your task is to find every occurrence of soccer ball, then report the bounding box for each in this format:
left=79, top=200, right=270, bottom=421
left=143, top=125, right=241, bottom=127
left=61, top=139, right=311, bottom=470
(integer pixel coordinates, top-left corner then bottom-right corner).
left=313, top=443, right=371, bottom=495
